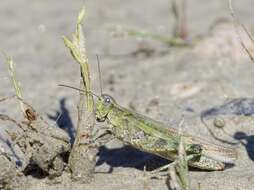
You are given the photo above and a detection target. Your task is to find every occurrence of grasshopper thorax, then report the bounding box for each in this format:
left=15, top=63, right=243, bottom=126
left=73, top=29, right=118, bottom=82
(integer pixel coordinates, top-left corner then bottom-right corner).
left=95, top=94, right=116, bottom=122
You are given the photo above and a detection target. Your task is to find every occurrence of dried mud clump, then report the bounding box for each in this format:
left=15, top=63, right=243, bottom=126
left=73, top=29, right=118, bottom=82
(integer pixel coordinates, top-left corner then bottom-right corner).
left=0, top=144, right=28, bottom=190
left=0, top=153, right=20, bottom=190
left=0, top=106, right=71, bottom=188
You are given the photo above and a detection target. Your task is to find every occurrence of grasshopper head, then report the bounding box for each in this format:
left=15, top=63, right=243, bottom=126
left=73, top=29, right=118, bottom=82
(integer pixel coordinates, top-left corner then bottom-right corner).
left=96, top=94, right=115, bottom=122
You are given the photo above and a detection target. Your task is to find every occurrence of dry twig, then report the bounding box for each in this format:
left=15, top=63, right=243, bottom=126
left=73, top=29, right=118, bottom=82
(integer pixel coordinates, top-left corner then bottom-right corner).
left=63, top=7, right=97, bottom=183
left=229, top=0, right=254, bottom=63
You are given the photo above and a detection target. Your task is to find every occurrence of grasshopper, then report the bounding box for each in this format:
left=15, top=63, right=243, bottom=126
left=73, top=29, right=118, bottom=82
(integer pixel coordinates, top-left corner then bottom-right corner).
left=60, top=62, right=237, bottom=171
left=95, top=94, right=237, bottom=171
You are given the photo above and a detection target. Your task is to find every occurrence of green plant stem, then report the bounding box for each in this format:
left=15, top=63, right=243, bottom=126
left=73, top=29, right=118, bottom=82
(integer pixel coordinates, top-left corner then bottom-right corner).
left=63, top=7, right=97, bottom=183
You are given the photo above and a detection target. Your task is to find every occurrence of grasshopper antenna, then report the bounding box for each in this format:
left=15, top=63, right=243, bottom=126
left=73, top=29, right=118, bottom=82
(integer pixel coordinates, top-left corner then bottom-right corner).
left=58, top=84, right=100, bottom=99
left=96, top=54, right=103, bottom=95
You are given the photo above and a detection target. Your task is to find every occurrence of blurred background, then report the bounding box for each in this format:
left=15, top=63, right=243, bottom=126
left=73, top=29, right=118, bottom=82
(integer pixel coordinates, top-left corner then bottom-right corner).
left=0, top=0, right=253, bottom=111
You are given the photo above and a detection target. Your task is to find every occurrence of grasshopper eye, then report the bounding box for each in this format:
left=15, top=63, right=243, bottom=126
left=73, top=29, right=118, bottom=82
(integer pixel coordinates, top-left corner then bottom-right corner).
left=101, top=94, right=113, bottom=105
left=105, top=97, right=111, bottom=104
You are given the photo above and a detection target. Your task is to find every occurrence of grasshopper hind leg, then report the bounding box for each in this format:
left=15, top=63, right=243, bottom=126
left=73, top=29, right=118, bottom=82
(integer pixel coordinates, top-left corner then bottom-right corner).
left=150, top=153, right=201, bottom=174
left=189, top=156, right=225, bottom=171
left=146, top=144, right=202, bottom=179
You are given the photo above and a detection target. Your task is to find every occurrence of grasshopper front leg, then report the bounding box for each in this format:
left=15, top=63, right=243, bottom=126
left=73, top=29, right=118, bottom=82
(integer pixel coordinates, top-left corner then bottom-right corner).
left=92, top=128, right=115, bottom=147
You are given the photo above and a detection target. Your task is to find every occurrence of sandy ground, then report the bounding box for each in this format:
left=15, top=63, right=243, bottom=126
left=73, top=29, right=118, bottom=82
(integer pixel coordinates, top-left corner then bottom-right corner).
left=1, top=0, right=254, bottom=189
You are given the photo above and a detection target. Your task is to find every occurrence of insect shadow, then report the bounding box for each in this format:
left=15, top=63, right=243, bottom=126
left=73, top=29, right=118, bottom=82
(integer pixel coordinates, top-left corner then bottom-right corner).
left=96, top=145, right=229, bottom=172
left=96, top=145, right=170, bottom=172
left=201, top=98, right=254, bottom=162
left=48, top=98, right=75, bottom=144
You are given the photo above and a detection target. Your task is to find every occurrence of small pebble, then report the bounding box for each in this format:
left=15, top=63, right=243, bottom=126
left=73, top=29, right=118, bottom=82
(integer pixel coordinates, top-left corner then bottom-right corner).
left=213, top=117, right=225, bottom=128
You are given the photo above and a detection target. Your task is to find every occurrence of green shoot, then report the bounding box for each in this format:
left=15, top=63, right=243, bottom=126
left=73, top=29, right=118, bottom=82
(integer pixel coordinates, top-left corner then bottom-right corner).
left=1, top=52, right=25, bottom=115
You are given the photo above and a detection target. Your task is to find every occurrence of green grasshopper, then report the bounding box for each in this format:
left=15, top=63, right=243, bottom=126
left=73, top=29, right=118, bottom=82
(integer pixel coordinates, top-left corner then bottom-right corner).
left=60, top=75, right=237, bottom=171
left=95, top=94, right=237, bottom=171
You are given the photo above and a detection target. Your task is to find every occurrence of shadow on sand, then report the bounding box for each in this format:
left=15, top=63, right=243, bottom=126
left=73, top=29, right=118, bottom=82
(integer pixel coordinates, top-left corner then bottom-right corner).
left=234, top=132, right=254, bottom=161
left=48, top=98, right=76, bottom=144
left=96, top=145, right=170, bottom=172
left=201, top=98, right=254, bottom=162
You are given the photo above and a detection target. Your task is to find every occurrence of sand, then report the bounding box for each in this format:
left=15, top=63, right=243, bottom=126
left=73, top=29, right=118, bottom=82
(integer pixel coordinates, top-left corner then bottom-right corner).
left=0, top=0, right=254, bottom=189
